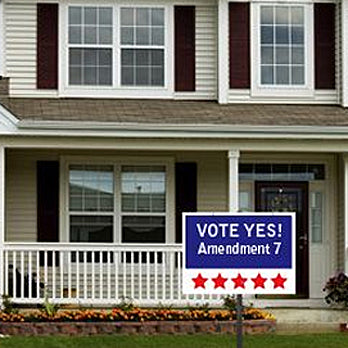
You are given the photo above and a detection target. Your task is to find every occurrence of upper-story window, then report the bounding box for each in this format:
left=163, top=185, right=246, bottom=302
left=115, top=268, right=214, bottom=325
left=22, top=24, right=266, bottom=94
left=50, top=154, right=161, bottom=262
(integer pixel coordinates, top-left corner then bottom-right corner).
left=260, top=6, right=305, bottom=86
left=120, top=8, right=165, bottom=86
left=251, top=3, right=313, bottom=97
left=65, top=5, right=167, bottom=91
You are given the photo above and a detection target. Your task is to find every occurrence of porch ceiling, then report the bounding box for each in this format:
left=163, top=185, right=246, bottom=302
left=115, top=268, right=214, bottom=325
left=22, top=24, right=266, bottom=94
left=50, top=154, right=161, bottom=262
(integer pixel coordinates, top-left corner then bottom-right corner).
left=2, top=98, right=348, bottom=127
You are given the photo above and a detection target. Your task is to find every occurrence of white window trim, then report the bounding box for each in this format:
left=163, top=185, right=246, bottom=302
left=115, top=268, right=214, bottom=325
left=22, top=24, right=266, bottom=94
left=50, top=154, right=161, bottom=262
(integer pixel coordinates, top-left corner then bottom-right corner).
left=59, top=155, right=175, bottom=245
left=250, top=2, right=314, bottom=98
left=59, top=2, right=174, bottom=98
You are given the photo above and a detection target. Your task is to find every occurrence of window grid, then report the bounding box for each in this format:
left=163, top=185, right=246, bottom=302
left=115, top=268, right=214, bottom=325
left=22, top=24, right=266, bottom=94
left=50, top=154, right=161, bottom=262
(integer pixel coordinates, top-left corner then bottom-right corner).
left=260, top=6, right=305, bottom=86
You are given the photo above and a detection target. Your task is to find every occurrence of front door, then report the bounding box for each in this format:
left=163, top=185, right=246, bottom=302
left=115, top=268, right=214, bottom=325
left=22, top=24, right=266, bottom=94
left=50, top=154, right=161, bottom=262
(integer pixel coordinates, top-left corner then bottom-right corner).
left=255, top=181, right=309, bottom=298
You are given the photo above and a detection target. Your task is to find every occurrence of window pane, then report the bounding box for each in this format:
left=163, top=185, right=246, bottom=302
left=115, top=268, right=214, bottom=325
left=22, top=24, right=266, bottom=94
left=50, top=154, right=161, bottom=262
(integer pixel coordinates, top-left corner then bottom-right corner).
left=152, top=9, right=164, bottom=26
left=275, top=26, right=289, bottom=44
left=291, top=66, right=304, bottom=84
left=276, top=66, right=289, bottom=84
left=275, top=6, right=289, bottom=24
left=152, top=27, right=164, bottom=45
left=69, top=27, right=81, bottom=44
left=261, top=47, right=273, bottom=64
left=151, top=50, right=164, bottom=65
left=84, top=7, right=97, bottom=25
left=69, top=165, right=114, bottom=212
left=98, top=49, right=112, bottom=66
left=99, top=27, right=112, bottom=45
left=136, top=50, right=150, bottom=65
left=69, top=49, right=82, bottom=65
left=239, top=191, right=252, bottom=212
left=151, top=67, right=164, bottom=86
left=291, top=7, right=304, bottom=25
left=121, top=49, right=134, bottom=66
left=99, top=7, right=112, bottom=25
left=310, top=192, right=323, bottom=243
left=261, top=66, right=274, bottom=84
left=99, top=67, right=112, bottom=85
left=122, top=216, right=165, bottom=243
left=121, top=8, right=134, bottom=25
left=70, top=216, right=113, bottom=243
left=291, top=26, right=304, bottom=44
left=261, top=6, right=273, bottom=24
left=122, top=67, right=134, bottom=85
left=261, top=26, right=273, bottom=44
left=69, top=67, right=82, bottom=85
left=136, top=8, right=150, bottom=25
left=275, top=47, right=289, bottom=64
left=121, top=165, right=166, bottom=213
left=121, top=27, right=134, bottom=45
left=84, top=49, right=97, bottom=65
left=84, top=26, right=97, bottom=44
left=136, top=27, right=150, bottom=45
left=69, top=7, right=82, bottom=25
left=291, top=47, right=304, bottom=64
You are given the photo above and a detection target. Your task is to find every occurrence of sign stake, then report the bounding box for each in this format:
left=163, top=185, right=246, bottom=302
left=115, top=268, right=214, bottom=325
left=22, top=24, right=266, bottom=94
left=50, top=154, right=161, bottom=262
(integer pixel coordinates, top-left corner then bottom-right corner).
left=236, top=294, right=243, bottom=348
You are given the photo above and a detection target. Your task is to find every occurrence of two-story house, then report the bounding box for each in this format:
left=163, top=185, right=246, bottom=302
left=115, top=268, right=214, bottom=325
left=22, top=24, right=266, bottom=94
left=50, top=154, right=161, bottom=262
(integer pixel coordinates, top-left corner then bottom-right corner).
left=0, top=0, right=347, bottom=308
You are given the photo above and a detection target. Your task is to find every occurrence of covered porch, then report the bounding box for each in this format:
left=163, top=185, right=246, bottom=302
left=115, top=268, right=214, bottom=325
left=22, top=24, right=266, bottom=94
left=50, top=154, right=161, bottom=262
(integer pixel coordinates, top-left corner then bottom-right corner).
left=0, top=144, right=343, bottom=307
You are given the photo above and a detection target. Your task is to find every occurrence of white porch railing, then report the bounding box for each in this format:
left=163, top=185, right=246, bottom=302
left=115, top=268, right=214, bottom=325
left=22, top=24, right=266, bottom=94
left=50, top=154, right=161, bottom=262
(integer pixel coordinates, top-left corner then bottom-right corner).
left=1, top=243, right=221, bottom=306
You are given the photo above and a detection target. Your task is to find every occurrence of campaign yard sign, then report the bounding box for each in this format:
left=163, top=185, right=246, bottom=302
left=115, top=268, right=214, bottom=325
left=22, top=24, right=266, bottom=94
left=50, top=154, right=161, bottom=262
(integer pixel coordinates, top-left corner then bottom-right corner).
left=183, top=212, right=295, bottom=295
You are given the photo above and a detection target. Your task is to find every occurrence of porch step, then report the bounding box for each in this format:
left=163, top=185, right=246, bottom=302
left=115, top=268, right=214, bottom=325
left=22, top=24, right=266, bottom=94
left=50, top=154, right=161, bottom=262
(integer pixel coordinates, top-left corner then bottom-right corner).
left=270, top=308, right=347, bottom=333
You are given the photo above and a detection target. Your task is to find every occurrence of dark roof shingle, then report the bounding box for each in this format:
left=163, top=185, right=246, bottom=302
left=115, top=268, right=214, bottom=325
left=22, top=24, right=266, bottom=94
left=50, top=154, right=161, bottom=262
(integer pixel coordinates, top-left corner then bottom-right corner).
left=2, top=98, right=348, bottom=127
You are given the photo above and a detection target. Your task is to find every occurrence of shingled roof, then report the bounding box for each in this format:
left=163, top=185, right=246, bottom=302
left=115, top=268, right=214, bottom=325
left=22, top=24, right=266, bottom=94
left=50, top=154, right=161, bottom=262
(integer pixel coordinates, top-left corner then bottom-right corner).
left=2, top=98, right=348, bottom=127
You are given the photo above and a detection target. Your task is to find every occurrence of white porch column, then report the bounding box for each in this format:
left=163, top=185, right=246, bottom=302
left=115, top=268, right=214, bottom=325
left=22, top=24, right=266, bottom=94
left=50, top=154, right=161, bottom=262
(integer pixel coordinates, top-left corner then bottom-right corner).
left=0, top=146, right=4, bottom=299
left=228, top=149, right=240, bottom=211
left=218, top=0, right=229, bottom=104
left=342, top=0, right=348, bottom=107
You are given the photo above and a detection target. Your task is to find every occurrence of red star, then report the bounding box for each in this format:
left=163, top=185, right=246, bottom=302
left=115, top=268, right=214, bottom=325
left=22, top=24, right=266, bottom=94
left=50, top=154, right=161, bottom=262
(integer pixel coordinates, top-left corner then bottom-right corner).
left=231, top=273, right=248, bottom=289
left=192, top=273, right=208, bottom=289
left=212, top=273, right=228, bottom=289
left=251, top=273, right=267, bottom=289
left=271, top=273, right=287, bottom=289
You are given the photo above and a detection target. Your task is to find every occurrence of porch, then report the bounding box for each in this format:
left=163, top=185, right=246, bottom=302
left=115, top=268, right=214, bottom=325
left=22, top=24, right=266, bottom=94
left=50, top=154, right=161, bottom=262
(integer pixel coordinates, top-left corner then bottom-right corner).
left=0, top=146, right=344, bottom=306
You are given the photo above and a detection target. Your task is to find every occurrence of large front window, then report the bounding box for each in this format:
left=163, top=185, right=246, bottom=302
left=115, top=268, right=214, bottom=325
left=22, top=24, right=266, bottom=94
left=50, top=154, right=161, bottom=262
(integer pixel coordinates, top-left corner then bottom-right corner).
left=68, top=163, right=167, bottom=244
left=260, top=5, right=305, bottom=86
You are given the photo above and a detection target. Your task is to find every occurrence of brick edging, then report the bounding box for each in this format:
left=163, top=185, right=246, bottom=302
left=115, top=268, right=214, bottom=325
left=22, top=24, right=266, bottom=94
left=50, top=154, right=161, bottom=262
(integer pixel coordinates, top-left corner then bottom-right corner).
left=0, top=320, right=275, bottom=336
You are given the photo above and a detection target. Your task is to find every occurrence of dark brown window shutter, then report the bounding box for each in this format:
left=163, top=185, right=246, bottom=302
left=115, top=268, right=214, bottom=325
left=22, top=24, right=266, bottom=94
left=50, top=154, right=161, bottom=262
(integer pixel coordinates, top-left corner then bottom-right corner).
left=37, top=4, right=58, bottom=89
left=315, top=3, right=336, bottom=89
left=174, top=6, right=195, bottom=92
left=229, top=2, right=250, bottom=89
left=37, top=161, right=59, bottom=266
left=175, top=163, right=197, bottom=243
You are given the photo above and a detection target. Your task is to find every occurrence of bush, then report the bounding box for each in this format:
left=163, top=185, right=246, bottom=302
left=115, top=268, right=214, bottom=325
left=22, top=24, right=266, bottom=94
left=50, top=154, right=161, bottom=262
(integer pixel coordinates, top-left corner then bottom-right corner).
left=323, top=272, right=348, bottom=307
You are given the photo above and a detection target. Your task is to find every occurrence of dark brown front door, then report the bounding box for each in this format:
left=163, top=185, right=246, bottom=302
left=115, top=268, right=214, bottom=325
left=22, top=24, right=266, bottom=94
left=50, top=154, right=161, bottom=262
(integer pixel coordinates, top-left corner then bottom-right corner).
left=255, top=181, right=309, bottom=298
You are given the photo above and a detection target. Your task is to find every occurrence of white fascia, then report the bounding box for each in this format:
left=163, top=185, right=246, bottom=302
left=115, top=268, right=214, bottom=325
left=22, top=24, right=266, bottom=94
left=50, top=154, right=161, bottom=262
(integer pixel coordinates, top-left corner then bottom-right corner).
left=12, top=119, right=348, bottom=140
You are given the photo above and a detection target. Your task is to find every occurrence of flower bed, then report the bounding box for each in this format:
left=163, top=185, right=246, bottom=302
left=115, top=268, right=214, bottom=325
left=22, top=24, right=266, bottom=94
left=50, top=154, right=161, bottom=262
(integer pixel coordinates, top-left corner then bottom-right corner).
left=0, top=307, right=274, bottom=323
left=0, top=308, right=276, bottom=336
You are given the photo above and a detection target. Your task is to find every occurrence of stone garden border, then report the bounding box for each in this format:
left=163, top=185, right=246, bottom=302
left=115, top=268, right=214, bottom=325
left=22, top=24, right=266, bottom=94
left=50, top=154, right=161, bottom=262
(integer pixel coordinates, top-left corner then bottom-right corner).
left=0, top=320, right=275, bottom=336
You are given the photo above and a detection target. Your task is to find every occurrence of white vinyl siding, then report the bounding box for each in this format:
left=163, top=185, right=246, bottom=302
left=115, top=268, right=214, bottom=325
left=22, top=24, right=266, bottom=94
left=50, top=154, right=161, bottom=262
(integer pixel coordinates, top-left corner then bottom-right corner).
left=4, top=0, right=217, bottom=100
left=5, top=150, right=227, bottom=242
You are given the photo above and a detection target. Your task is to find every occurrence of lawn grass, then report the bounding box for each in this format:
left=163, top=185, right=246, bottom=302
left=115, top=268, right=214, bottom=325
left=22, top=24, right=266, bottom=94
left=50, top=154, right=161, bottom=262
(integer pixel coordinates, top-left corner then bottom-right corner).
left=1, top=334, right=348, bottom=348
